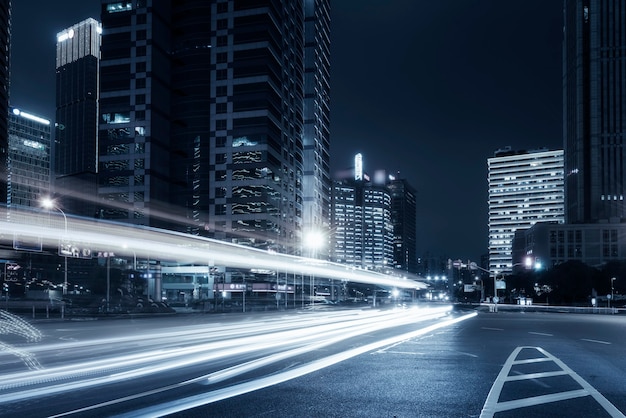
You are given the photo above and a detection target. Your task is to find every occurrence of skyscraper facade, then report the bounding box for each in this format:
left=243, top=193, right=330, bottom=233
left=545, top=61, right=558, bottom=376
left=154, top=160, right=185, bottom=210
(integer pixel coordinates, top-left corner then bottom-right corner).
left=387, top=176, right=417, bottom=274
left=563, top=0, right=626, bottom=224
left=0, top=0, right=10, bottom=205
left=331, top=155, right=394, bottom=271
left=488, top=147, right=564, bottom=274
left=55, top=18, right=101, bottom=217
left=98, top=0, right=330, bottom=254
left=7, top=107, right=51, bottom=210
left=302, top=0, right=331, bottom=251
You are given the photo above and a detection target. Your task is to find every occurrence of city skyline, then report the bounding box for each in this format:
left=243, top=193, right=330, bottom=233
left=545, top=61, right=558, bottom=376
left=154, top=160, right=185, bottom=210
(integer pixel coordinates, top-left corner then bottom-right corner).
left=9, top=1, right=564, bottom=262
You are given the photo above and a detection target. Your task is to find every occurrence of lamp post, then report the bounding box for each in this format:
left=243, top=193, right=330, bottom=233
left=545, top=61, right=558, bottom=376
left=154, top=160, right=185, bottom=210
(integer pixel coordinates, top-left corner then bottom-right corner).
left=42, top=198, right=68, bottom=295
left=474, top=276, right=484, bottom=302
left=122, top=243, right=137, bottom=270
left=304, top=229, right=326, bottom=308
left=468, top=262, right=499, bottom=311
left=610, top=277, right=616, bottom=309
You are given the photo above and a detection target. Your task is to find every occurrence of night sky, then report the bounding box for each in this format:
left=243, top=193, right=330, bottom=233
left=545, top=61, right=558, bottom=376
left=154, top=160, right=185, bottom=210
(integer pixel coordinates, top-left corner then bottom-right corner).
left=10, top=1, right=564, bottom=263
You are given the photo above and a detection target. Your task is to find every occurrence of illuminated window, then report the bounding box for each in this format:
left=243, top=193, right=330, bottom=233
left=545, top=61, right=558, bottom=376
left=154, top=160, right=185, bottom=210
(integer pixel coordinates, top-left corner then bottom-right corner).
left=106, top=2, right=132, bottom=13
left=101, top=112, right=130, bottom=124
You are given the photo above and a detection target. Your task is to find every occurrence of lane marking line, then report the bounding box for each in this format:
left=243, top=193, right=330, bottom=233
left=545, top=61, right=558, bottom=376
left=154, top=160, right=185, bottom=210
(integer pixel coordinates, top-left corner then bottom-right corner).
left=481, top=327, right=503, bottom=331
left=529, top=332, right=553, bottom=336
left=581, top=338, right=611, bottom=345
left=496, top=389, right=589, bottom=411
left=511, top=357, right=551, bottom=365
left=505, top=370, right=568, bottom=382
left=480, top=346, right=625, bottom=418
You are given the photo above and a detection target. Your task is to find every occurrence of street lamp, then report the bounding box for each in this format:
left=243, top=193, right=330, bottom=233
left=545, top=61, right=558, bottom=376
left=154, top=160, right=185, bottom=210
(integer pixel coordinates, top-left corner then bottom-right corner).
left=41, top=198, right=68, bottom=295
left=474, top=276, right=484, bottom=302
left=304, top=229, right=326, bottom=307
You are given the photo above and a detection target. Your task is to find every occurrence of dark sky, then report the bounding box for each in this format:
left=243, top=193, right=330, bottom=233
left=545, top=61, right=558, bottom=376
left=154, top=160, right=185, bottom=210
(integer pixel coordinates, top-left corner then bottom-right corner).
left=10, top=1, right=564, bottom=263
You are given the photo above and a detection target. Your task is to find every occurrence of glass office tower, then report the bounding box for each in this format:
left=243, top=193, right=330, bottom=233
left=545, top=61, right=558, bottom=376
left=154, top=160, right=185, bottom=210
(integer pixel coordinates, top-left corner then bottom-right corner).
left=563, top=0, right=626, bottom=223
left=302, top=0, right=331, bottom=254
left=0, top=0, right=10, bottom=204
left=55, top=18, right=101, bottom=217
left=387, top=177, right=417, bottom=274
left=331, top=155, right=394, bottom=271
left=7, top=107, right=51, bottom=210
left=98, top=1, right=330, bottom=254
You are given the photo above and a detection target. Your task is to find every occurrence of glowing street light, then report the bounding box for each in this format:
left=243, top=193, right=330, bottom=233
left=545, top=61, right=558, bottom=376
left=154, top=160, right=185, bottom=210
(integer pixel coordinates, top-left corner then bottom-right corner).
left=41, top=197, right=68, bottom=295
left=122, top=243, right=137, bottom=270
left=304, top=229, right=327, bottom=307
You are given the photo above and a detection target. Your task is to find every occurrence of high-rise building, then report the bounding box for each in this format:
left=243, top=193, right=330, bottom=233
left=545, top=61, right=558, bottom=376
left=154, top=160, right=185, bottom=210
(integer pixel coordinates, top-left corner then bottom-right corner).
left=97, top=0, right=330, bottom=254
left=387, top=176, right=417, bottom=274
left=0, top=0, right=10, bottom=205
left=7, top=107, right=51, bottom=210
left=55, top=18, right=101, bottom=217
left=563, top=0, right=626, bottom=224
left=302, top=0, right=331, bottom=249
left=488, top=147, right=564, bottom=274
left=513, top=1, right=626, bottom=271
left=331, top=154, right=394, bottom=271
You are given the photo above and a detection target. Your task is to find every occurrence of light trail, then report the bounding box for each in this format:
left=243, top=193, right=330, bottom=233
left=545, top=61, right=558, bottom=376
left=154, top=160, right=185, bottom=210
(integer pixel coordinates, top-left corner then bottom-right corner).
left=0, top=206, right=427, bottom=290
left=109, top=311, right=478, bottom=418
left=0, top=306, right=463, bottom=416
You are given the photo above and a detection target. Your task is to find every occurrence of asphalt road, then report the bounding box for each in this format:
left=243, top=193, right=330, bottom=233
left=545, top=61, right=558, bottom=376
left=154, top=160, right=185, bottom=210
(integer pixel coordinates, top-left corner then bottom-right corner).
left=0, top=307, right=624, bottom=417
left=174, top=310, right=626, bottom=418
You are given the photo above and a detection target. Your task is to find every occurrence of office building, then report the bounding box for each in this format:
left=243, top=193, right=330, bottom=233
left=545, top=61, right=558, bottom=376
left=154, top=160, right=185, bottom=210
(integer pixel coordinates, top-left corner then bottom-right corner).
left=563, top=0, right=626, bottom=224
left=0, top=0, right=10, bottom=204
left=302, top=0, right=332, bottom=251
left=55, top=18, right=101, bottom=217
left=7, top=107, right=51, bottom=210
left=513, top=221, right=626, bottom=270
left=488, top=147, right=564, bottom=274
left=98, top=1, right=330, bottom=255
left=514, top=1, right=626, bottom=272
left=5, top=107, right=51, bottom=254
left=331, top=154, right=394, bottom=271
left=387, top=176, right=417, bottom=274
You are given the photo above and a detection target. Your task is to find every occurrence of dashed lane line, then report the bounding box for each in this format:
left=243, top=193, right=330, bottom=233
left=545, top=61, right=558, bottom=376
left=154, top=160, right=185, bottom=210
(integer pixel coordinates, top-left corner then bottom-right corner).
left=480, top=346, right=625, bottom=418
left=581, top=338, right=611, bottom=345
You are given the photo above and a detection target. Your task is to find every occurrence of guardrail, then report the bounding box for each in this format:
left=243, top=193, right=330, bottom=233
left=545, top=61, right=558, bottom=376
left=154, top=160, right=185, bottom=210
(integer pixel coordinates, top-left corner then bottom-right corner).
left=478, top=302, right=622, bottom=315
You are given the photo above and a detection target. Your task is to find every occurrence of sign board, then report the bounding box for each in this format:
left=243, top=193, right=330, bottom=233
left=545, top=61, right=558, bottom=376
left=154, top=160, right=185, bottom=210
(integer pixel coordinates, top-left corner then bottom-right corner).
left=13, top=234, right=42, bottom=252
left=496, top=280, right=506, bottom=290
left=452, top=259, right=465, bottom=268
left=60, top=242, right=92, bottom=259
left=464, top=284, right=475, bottom=293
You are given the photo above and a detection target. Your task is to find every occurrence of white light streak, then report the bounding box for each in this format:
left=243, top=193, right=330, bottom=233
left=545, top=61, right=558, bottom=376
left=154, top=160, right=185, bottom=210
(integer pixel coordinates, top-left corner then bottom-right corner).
left=0, top=207, right=427, bottom=290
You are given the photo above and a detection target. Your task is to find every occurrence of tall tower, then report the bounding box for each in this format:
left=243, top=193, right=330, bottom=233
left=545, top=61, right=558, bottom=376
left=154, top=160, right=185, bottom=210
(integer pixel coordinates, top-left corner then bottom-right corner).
left=302, top=0, right=331, bottom=254
left=98, top=1, right=330, bottom=254
left=55, top=18, right=101, bottom=217
left=331, top=154, right=394, bottom=271
left=564, top=0, right=626, bottom=223
left=488, top=148, right=564, bottom=274
left=0, top=0, right=10, bottom=205
left=387, top=176, right=417, bottom=274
